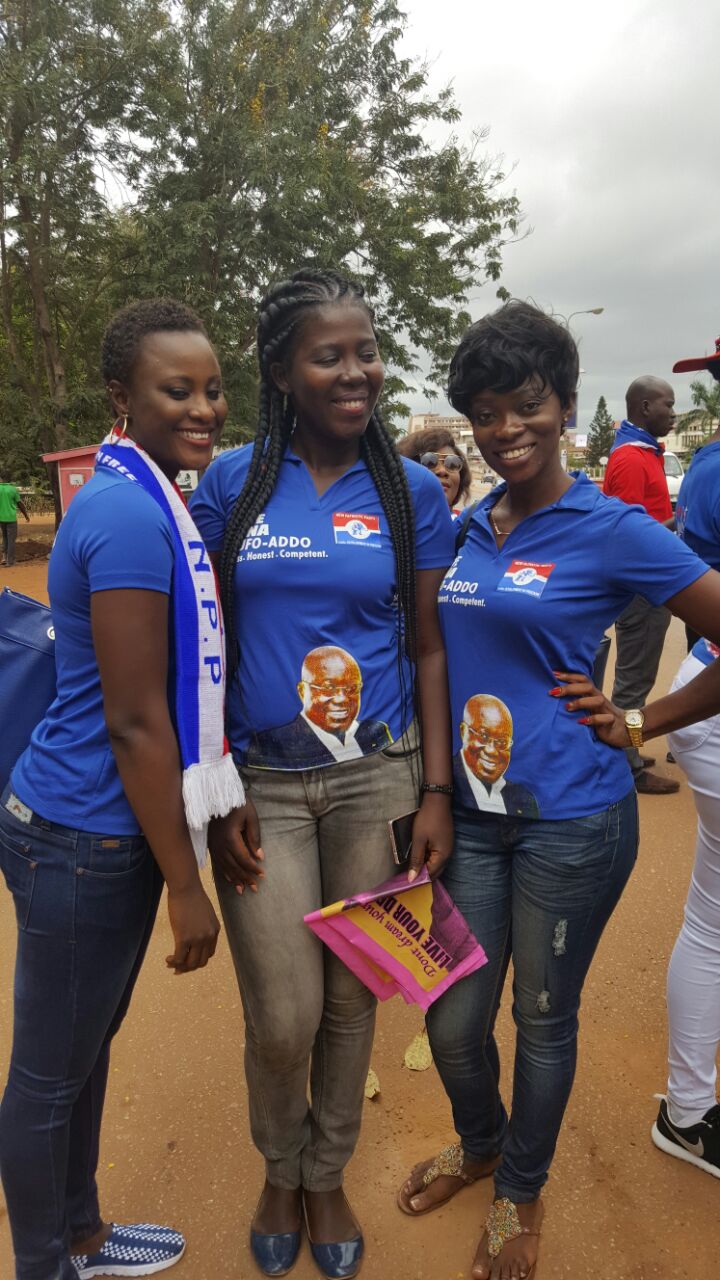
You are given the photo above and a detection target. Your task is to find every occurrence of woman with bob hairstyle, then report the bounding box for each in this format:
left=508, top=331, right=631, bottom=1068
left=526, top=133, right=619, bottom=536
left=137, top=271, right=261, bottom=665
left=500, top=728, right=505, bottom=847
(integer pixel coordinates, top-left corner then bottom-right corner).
left=0, top=299, right=244, bottom=1280
left=396, top=426, right=473, bottom=513
left=397, top=300, right=720, bottom=1280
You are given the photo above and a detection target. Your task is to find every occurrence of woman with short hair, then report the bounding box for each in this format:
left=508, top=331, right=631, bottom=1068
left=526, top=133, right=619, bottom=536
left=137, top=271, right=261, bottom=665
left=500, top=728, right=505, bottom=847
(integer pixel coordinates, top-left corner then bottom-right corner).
left=398, top=300, right=720, bottom=1280
left=0, top=299, right=243, bottom=1280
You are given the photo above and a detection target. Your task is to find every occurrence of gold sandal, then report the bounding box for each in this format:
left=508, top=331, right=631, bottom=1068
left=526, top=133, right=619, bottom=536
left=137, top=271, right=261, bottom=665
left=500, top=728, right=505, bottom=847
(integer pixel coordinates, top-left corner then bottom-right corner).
left=482, top=1197, right=542, bottom=1276
left=397, top=1143, right=499, bottom=1217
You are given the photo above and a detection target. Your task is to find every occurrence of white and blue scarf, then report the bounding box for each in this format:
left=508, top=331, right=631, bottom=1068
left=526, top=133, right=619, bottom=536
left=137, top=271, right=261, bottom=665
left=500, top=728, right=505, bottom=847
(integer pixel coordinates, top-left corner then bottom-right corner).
left=609, top=420, right=664, bottom=456
left=95, top=431, right=245, bottom=864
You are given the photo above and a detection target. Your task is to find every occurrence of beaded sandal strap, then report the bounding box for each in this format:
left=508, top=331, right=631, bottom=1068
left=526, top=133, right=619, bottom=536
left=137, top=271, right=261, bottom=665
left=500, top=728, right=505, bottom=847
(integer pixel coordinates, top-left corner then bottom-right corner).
left=485, top=1197, right=541, bottom=1260
left=421, top=1142, right=475, bottom=1188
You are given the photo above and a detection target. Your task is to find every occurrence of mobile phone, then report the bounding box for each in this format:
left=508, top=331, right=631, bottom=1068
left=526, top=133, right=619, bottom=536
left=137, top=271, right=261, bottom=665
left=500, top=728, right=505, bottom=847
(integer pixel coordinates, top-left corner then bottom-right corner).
left=388, top=808, right=419, bottom=865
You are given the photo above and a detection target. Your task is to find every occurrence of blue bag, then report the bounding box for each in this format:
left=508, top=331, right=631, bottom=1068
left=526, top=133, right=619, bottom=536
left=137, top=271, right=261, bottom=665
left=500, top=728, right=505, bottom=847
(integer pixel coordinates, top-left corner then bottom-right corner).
left=0, top=588, right=57, bottom=791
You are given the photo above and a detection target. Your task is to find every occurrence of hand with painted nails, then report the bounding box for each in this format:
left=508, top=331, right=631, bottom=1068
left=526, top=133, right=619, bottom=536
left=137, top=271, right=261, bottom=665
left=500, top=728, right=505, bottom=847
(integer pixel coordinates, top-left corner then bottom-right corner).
left=208, top=798, right=265, bottom=893
left=549, top=670, right=628, bottom=749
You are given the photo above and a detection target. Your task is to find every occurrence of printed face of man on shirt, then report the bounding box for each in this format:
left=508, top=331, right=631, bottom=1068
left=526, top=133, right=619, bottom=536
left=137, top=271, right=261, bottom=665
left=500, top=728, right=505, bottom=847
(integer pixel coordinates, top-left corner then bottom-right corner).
left=298, top=646, right=362, bottom=737
left=460, top=695, right=513, bottom=788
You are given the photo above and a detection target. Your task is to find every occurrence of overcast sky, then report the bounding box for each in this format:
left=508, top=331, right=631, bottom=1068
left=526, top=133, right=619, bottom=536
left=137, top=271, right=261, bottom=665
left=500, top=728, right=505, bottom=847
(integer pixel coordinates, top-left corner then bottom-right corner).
left=399, top=0, right=719, bottom=429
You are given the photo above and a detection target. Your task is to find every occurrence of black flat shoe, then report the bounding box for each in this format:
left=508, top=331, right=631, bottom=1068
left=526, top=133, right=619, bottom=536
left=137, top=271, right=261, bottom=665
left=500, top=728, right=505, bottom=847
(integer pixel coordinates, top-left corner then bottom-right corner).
left=303, top=1192, right=363, bottom=1279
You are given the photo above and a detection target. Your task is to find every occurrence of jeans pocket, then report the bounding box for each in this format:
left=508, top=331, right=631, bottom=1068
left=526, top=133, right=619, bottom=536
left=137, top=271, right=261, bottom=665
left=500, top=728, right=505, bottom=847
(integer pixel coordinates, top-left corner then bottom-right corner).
left=79, top=837, right=150, bottom=877
left=381, top=722, right=420, bottom=760
left=668, top=717, right=719, bottom=756
left=0, top=830, right=38, bottom=930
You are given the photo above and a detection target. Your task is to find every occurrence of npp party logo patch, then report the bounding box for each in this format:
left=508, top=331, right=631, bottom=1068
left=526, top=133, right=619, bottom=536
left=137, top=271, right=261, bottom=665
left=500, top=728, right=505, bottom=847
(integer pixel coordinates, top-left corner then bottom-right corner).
left=333, top=512, right=381, bottom=546
left=497, top=560, right=555, bottom=598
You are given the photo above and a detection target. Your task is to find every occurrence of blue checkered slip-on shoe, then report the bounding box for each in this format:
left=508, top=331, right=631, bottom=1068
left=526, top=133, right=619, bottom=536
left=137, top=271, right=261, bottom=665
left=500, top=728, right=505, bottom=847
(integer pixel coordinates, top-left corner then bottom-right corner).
left=73, top=1223, right=186, bottom=1277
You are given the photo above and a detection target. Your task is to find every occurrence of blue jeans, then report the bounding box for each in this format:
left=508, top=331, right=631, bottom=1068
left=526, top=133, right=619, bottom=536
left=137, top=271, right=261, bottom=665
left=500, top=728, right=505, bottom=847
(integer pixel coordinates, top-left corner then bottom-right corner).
left=0, top=789, right=162, bottom=1280
left=426, top=789, right=638, bottom=1202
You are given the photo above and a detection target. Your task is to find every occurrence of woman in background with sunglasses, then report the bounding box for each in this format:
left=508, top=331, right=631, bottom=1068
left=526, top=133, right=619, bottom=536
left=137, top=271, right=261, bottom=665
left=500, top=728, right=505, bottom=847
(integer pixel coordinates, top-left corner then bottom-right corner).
left=396, top=428, right=473, bottom=515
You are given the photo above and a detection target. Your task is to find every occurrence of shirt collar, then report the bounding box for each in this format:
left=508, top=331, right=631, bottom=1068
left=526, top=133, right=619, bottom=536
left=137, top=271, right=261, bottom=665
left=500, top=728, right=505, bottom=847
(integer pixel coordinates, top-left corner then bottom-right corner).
left=612, top=420, right=665, bottom=456
left=477, top=471, right=602, bottom=518
left=301, top=712, right=360, bottom=757
left=284, top=446, right=368, bottom=477
left=462, top=753, right=507, bottom=808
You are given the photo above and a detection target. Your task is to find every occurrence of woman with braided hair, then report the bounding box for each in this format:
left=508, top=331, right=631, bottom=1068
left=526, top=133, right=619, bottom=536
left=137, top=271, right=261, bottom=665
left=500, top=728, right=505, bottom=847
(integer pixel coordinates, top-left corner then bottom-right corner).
left=191, top=268, right=455, bottom=1279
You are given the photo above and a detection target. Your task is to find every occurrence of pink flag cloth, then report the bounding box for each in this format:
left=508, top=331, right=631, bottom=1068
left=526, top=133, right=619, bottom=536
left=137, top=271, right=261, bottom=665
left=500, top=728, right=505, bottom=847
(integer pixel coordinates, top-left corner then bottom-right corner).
left=304, top=867, right=486, bottom=1011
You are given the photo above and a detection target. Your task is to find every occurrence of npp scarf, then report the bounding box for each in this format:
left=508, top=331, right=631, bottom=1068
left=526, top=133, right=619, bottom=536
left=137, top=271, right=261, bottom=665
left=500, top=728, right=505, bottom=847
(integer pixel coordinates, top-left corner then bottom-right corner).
left=609, top=419, right=665, bottom=457
left=95, top=431, right=245, bottom=864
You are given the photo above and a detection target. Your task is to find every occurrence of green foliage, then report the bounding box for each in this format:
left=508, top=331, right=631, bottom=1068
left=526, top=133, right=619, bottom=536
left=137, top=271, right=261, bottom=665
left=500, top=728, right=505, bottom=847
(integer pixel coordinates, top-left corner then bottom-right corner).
left=0, top=0, right=175, bottom=493
left=1, top=0, right=521, bottom=476
left=679, top=378, right=720, bottom=445
left=585, top=395, right=616, bottom=468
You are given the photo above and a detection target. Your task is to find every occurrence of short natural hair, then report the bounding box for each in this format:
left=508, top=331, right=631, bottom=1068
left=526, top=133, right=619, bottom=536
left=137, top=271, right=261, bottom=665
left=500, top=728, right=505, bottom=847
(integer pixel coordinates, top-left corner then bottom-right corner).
left=396, top=427, right=472, bottom=503
left=448, top=300, right=579, bottom=416
left=101, top=298, right=208, bottom=385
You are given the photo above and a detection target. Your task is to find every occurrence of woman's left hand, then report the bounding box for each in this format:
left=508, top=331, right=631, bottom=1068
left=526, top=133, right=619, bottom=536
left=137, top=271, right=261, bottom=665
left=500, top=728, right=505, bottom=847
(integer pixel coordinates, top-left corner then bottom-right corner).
left=407, top=793, right=453, bottom=883
left=551, top=670, right=628, bottom=749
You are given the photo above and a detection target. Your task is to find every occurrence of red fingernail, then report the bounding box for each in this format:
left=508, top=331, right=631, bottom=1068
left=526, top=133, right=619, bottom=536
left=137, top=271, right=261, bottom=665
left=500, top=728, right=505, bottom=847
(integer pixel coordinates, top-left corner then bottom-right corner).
left=578, top=717, right=591, bottom=724
left=549, top=687, right=563, bottom=696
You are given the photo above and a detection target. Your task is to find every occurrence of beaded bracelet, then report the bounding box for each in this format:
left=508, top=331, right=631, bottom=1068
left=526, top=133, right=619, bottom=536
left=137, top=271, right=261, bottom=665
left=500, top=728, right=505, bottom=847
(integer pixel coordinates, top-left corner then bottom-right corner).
left=421, top=782, right=454, bottom=795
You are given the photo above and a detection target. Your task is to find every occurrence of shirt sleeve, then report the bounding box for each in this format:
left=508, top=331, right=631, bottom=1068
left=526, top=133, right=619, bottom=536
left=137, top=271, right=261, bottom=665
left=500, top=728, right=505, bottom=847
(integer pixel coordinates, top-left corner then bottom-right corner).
left=76, top=484, right=174, bottom=594
left=603, top=448, right=647, bottom=506
left=411, top=465, right=456, bottom=570
left=604, top=504, right=710, bottom=606
left=190, top=451, right=240, bottom=552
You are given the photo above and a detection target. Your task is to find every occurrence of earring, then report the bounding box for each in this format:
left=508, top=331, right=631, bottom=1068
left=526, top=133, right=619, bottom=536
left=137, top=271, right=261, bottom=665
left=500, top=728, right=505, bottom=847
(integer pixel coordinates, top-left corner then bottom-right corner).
left=116, top=415, right=129, bottom=439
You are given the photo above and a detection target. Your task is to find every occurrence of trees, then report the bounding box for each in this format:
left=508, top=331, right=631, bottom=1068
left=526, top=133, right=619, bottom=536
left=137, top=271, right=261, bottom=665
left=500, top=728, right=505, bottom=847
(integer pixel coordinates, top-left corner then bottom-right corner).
left=130, top=0, right=521, bottom=436
left=585, top=396, right=616, bottom=468
left=0, top=0, right=173, bottom=507
left=1, top=0, right=521, bottom=476
left=679, top=378, right=720, bottom=443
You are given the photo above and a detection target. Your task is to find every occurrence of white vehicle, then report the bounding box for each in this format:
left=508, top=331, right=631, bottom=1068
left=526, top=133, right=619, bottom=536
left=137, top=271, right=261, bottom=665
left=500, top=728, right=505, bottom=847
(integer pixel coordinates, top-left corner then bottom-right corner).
left=663, top=450, right=684, bottom=510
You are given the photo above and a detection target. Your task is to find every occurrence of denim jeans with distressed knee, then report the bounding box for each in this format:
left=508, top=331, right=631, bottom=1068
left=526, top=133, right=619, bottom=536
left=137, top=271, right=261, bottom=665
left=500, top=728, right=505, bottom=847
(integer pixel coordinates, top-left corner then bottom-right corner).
left=426, top=788, right=638, bottom=1202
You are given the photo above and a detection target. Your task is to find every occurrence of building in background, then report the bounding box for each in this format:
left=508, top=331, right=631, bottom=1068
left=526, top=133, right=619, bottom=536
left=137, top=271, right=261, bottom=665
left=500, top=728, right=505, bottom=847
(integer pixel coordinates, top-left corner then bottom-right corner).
left=404, top=412, right=497, bottom=490
left=406, top=413, right=477, bottom=459
left=664, top=412, right=719, bottom=460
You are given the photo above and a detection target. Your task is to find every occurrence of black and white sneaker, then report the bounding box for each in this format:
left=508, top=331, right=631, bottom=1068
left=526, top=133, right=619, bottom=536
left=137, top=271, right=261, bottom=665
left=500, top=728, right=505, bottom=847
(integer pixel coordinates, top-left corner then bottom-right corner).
left=651, top=1096, right=720, bottom=1178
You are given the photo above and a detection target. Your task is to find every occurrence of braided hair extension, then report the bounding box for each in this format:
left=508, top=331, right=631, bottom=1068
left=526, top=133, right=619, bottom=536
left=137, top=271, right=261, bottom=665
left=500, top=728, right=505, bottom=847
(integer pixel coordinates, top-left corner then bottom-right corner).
left=219, top=268, right=420, bottom=753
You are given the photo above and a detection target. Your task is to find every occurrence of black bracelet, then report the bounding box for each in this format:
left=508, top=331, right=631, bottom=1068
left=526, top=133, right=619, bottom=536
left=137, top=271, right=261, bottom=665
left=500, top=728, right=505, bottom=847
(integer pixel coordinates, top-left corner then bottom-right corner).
left=421, top=782, right=454, bottom=795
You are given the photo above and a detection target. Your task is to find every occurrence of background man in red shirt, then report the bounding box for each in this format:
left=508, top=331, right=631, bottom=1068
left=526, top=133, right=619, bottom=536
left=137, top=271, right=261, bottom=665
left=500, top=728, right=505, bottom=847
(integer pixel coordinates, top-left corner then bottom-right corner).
left=603, top=376, right=679, bottom=794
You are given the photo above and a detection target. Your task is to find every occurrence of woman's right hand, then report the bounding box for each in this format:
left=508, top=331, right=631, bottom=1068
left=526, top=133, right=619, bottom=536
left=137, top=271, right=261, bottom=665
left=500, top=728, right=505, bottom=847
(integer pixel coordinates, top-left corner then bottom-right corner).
left=551, top=670, right=628, bottom=748
left=166, top=882, right=221, bottom=974
left=208, top=799, right=264, bottom=893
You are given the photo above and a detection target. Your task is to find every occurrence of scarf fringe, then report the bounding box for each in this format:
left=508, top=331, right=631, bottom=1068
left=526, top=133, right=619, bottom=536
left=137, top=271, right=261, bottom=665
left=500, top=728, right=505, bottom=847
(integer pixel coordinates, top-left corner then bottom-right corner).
left=183, top=754, right=246, bottom=868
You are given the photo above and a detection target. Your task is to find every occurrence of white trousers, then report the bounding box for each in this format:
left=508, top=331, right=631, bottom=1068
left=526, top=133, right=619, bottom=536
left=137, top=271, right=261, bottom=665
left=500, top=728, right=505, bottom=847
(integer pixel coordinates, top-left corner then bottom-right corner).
left=665, top=652, right=720, bottom=1126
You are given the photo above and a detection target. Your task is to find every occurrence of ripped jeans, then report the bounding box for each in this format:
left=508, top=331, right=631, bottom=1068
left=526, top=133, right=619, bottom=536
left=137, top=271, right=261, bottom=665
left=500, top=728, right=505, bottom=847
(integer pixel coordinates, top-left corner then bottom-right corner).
left=426, top=789, right=638, bottom=1202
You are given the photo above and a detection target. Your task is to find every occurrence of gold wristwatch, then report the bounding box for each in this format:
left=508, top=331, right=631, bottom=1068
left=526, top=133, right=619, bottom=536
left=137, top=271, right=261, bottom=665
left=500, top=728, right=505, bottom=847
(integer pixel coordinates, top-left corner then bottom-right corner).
left=624, top=709, right=645, bottom=748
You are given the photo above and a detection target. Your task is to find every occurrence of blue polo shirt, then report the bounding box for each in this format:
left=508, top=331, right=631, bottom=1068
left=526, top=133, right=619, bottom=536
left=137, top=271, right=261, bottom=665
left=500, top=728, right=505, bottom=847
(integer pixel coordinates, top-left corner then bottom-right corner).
left=676, top=441, right=720, bottom=572
left=11, top=471, right=174, bottom=833
left=191, top=447, right=454, bottom=769
left=439, top=472, right=709, bottom=821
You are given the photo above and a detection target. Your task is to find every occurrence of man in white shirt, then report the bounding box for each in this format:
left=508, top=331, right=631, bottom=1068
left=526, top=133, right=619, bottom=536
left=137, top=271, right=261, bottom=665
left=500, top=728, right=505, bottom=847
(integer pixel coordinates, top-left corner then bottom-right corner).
left=247, top=646, right=392, bottom=767
left=453, top=694, right=539, bottom=818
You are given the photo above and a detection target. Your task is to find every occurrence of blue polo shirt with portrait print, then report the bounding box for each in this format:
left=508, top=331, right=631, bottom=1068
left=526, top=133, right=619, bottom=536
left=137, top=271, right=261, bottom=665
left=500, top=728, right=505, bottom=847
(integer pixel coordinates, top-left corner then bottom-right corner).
left=191, top=446, right=454, bottom=769
left=439, top=472, right=709, bottom=821
left=675, top=440, right=720, bottom=572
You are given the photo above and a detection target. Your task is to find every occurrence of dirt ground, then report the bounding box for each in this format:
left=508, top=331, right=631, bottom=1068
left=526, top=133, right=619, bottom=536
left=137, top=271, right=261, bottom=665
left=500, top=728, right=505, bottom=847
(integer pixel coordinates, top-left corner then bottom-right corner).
left=0, top=536, right=716, bottom=1280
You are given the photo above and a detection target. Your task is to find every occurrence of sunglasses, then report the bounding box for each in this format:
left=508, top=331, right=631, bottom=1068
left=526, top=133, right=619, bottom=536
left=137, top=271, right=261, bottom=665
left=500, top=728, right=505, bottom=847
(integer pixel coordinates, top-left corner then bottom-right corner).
left=419, top=451, right=463, bottom=473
